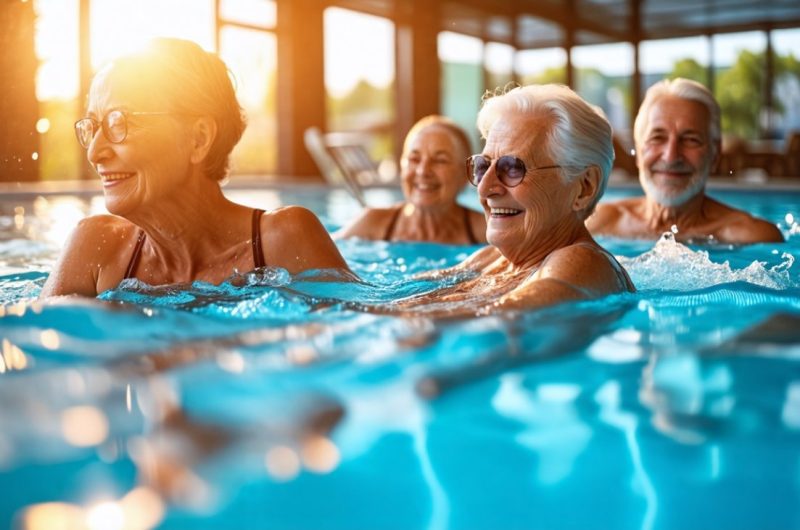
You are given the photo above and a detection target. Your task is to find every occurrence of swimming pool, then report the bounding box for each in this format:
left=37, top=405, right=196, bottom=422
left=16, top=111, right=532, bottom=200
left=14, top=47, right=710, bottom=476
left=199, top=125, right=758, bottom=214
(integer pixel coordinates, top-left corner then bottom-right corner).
left=1, top=182, right=799, bottom=530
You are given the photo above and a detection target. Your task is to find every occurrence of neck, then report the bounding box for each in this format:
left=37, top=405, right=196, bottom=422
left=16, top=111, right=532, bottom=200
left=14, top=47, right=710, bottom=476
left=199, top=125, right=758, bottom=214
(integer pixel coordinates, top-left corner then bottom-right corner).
left=394, top=202, right=469, bottom=241
left=503, top=218, right=591, bottom=272
left=643, top=191, right=708, bottom=234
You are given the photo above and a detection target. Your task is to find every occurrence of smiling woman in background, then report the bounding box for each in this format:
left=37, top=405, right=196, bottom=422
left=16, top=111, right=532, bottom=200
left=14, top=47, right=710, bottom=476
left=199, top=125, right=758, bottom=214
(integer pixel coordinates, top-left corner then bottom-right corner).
left=335, top=115, right=487, bottom=245
left=40, top=38, right=349, bottom=298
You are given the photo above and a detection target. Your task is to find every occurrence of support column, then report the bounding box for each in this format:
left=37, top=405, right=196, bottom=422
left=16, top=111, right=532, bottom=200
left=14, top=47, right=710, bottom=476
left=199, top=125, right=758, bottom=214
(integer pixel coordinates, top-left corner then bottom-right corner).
left=395, top=0, right=441, bottom=155
left=276, top=0, right=326, bottom=178
left=0, top=0, right=39, bottom=182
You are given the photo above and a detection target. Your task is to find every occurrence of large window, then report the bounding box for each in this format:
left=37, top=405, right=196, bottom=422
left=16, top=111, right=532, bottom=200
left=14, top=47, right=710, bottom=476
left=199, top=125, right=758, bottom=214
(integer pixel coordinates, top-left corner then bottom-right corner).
left=33, top=0, right=276, bottom=180
left=324, top=7, right=396, bottom=166
left=485, top=42, right=515, bottom=94
left=639, top=36, right=711, bottom=90
left=712, top=31, right=767, bottom=139
left=572, top=41, right=634, bottom=137
left=770, top=28, right=800, bottom=139
left=439, top=31, right=484, bottom=150
left=219, top=0, right=277, bottom=177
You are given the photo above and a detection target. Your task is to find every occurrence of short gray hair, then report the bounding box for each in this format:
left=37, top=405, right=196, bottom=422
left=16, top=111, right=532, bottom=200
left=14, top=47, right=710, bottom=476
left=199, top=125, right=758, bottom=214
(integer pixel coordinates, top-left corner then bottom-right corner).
left=634, top=78, right=720, bottom=151
left=476, top=84, right=614, bottom=214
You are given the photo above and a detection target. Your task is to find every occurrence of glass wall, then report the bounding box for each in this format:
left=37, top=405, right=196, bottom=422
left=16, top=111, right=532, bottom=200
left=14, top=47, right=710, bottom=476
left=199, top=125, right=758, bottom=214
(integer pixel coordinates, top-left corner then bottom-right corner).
left=324, top=7, right=396, bottom=164
left=219, top=27, right=277, bottom=176
left=485, top=41, right=515, bottom=94
left=219, top=0, right=277, bottom=177
left=770, top=28, right=800, bottom=139
left=712, top=31, right=768, bottom=139
left=639, top=36, right=710, bottom=90
left=572, top=41, right=634, bottom=138
left=439, top=31, right=485, bottom=150
left=515, top=47, right=567, bottom=85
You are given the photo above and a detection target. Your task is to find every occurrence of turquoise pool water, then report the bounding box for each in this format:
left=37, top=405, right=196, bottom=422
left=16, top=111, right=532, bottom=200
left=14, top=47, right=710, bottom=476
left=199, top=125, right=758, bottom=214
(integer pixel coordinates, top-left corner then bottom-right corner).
left=0, top=184, right=799, bottom=530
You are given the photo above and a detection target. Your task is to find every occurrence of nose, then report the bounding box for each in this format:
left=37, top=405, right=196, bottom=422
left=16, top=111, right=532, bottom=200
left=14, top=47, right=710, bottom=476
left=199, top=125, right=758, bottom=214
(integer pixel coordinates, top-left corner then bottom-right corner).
left=662, top=135, right=682, bottom=163
left=476, top=160, right=503, bottom=197
left=87, top=128, right=112, bottom=166
left=415, top=157, right=432, bottom=176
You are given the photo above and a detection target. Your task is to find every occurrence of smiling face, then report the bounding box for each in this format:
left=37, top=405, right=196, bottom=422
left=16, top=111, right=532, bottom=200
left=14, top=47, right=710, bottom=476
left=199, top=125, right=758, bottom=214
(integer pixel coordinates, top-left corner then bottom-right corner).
left=477, top=112, right=583, bottom=263
left=400, top=124, right=468, bottom=210
left=84, top=69, right=195, bottom=217
left=637, top=95, right=718, bottom=207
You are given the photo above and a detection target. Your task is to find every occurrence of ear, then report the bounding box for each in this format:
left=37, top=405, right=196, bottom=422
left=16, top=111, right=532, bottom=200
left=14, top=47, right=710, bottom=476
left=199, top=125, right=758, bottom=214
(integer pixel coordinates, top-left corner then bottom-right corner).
left=189, top=116, right=217, bottom=165
left=572, top=166, right=601, bottom=213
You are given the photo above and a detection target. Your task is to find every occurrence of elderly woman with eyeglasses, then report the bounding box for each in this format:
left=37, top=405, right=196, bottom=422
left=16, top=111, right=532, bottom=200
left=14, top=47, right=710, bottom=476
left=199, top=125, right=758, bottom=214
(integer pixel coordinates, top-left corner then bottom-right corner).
left=40, top=38, right=350, bottom=298
left=390, top=84, right=635, bottom=316
left=335, top=115, right=487, bottom=245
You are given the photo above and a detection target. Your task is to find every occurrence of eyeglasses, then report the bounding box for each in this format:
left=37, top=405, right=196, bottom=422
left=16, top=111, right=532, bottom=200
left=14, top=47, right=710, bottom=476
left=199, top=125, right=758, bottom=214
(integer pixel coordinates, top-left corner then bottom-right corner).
left=74, top=109, right=173, bottom=149
left=466, top=154, right=567, bottom=188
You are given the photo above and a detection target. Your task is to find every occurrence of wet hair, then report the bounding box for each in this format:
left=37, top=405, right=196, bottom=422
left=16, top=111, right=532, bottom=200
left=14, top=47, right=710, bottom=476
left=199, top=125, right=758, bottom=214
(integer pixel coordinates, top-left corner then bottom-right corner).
left=94, top=37, right=246, bottom=181
left=633, top=78, right=721, bottom=154
left=476, top=84, right=614, bottom=214
left=402, top=115, right=473, bottom=161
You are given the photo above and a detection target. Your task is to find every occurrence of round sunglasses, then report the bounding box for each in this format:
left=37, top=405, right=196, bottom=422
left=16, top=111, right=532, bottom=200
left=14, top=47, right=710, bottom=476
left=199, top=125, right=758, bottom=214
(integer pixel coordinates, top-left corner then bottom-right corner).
left=466, top=154, right=571, bottom=188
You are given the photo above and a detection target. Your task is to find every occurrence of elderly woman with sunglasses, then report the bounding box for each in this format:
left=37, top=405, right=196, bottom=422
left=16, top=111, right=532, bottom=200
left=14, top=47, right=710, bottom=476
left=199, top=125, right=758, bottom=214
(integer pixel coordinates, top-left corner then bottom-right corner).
left=391, top=84, right=635, bottom=316
left=335, top=115, right=486, bottom=245
left=40, top=38, right=349, bottom=298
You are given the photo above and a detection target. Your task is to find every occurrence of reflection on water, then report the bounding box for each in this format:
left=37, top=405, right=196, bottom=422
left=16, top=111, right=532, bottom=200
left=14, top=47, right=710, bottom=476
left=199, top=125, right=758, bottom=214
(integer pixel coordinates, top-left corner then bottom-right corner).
left=0, top=188, right=799, bottom=529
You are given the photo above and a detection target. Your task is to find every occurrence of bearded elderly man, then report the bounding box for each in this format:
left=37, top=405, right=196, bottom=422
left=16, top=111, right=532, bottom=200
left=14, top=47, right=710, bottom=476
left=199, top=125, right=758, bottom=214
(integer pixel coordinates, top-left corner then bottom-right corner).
left=587, top=78, right=784, bottom=244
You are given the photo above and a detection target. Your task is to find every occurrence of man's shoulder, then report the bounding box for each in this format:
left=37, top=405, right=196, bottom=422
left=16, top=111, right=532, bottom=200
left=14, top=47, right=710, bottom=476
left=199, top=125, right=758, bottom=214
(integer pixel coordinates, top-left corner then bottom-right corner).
left=704, top=197, right=784, bottom=243
left=586, top=197, right=645, bottom=233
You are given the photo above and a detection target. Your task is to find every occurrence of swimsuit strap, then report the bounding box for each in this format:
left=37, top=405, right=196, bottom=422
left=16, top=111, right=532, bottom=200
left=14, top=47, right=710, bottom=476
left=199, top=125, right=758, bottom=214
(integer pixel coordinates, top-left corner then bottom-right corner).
left=123, top=230, right=146, bottom=280
left=382, top=206, right=403, bottom=241
left=251, top=208, right=266, bottom=269
left=462, top=207, right=479, bottom=245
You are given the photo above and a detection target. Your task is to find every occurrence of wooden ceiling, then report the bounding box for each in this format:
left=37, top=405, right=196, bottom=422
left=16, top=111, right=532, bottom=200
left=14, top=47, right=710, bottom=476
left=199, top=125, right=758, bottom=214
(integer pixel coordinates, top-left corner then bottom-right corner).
left=335, top=0, right=800, bottom=48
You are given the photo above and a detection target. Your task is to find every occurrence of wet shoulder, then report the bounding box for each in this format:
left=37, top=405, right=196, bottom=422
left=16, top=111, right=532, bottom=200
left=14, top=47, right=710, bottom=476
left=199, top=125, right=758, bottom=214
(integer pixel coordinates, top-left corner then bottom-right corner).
left=705, top=198, right=784, bottom=244
left=71, top=214, right=140, bottom=253
left=586, top=197, right=644, bottom=234
left=537, top=241, right=634, bottom=294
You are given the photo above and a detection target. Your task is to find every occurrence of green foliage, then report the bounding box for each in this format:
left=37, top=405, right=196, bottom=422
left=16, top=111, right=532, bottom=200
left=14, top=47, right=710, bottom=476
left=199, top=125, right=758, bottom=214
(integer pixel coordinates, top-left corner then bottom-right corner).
left=668, top=58, right=708, bottom=85
left=667, top=50, right=800, bottom=139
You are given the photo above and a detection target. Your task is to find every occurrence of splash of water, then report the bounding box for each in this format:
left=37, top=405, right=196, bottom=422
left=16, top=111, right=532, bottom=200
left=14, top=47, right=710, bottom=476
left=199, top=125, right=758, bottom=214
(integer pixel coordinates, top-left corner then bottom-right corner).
left=620, top=232, right=796, bottom=291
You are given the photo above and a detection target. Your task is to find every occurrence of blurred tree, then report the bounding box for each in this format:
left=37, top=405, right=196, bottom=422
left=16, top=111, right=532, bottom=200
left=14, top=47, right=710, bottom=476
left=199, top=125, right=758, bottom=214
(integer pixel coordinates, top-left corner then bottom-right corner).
left=667, top=58, right=707, bottom=85
left=712, top=50, right=800, bottom=138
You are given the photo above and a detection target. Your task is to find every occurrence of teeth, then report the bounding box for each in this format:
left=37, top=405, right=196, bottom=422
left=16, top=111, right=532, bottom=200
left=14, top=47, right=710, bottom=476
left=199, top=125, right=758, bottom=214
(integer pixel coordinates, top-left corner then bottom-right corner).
left=102, top=173, right=133, bottom=181
left=491, top=207, right=521, bottom=215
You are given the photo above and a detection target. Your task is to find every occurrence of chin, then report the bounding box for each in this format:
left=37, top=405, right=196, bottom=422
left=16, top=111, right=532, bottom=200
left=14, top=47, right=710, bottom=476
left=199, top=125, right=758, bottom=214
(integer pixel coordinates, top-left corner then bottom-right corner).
left=642, top=173, right=706, bottom=207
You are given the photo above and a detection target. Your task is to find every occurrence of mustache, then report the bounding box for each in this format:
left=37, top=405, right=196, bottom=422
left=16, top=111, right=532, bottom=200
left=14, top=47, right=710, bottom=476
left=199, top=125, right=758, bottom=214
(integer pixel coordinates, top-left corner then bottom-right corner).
left=650, top=160, right=696, bottom=173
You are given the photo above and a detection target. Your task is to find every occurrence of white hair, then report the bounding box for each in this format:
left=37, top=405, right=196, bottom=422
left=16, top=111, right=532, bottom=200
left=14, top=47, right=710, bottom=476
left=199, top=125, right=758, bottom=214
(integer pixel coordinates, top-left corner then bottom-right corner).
left=476, top=84, right=614, bottom=214
left=634, top=78, right=721, bottom=152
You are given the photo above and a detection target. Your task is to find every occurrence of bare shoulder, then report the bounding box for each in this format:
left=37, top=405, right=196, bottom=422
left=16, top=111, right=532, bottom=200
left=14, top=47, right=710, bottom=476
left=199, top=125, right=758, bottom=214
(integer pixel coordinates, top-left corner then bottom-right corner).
left=719, top=211, right=784, bottom=244
left=586, top=197, right=643, bottom=233
left=334, top=206, right=399, bottom=240
left=460, top=245, right=501, bottom=271
left=534, top=242, right=632, bottom=296
left=65, top=214, right=139, bottom=256
left=705, top=198, right=784, bottom=244
left=40, top=214, right=139, bottom=298
left=261, top=205, right=350, bottom=274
